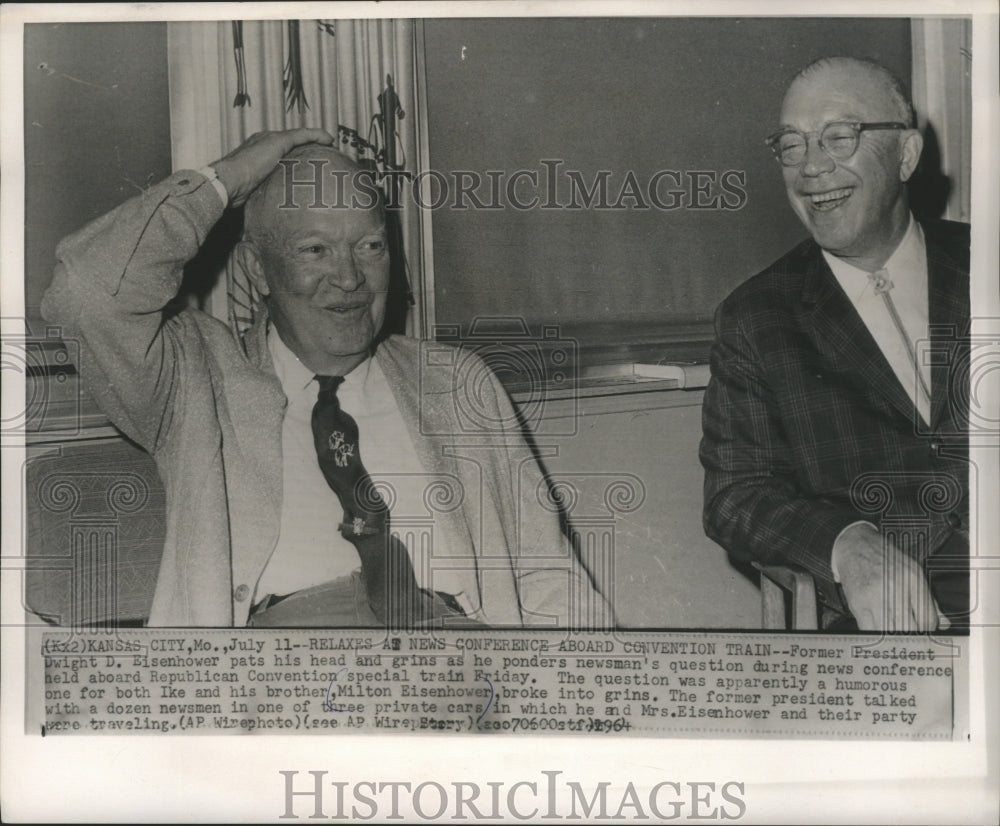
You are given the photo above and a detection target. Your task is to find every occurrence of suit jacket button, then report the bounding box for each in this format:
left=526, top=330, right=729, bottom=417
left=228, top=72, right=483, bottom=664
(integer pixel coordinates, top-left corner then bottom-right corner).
left=947, top=512, right=962, bottom=529
left=929, top=442, right=941, bottom=455
left=234, top=584, right=250, bottom=602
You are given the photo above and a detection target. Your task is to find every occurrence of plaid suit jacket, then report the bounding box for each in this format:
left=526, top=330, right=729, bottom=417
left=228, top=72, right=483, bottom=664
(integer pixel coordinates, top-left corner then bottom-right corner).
left=700, top=219, right=970, bottom=610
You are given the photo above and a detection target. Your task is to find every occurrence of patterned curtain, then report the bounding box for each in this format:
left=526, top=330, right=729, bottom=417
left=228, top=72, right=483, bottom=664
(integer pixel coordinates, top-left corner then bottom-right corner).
left=166, top=19, right=423, bottom=337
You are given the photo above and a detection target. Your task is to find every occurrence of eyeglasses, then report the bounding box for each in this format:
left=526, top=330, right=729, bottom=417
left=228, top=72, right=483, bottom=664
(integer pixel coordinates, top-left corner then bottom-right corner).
left=764, top=121, right=909, bottom=167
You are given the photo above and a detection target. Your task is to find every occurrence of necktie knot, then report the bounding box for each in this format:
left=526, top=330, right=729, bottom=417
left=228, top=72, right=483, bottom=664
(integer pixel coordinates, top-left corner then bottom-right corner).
left=315, top=375, right=345, bottom=403
left=869, top=268, right=894, bottom=295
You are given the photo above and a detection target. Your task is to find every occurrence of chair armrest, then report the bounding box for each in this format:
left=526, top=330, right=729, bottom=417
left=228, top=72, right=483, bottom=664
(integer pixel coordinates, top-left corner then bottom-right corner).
left=752, top=562, right=819, bottom=630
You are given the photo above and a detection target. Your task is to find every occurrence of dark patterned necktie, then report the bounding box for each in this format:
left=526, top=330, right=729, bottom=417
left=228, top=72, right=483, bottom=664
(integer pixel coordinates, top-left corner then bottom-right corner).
left=310, top=375, right=430, bottom=627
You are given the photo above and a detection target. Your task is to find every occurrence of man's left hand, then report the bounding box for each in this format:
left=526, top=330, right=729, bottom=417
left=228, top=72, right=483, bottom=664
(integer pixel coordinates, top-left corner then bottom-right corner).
left=836, top=526, right=949, bottom=632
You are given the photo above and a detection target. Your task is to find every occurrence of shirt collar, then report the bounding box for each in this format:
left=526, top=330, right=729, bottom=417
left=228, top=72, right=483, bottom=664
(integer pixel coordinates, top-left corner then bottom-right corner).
left=822, top=214, right=925, bottom=285
left=883, top=215, right=925, bottom=282
left=267, top=324, right=377, bottom=399
left=267, top=325, right=316, bottom=394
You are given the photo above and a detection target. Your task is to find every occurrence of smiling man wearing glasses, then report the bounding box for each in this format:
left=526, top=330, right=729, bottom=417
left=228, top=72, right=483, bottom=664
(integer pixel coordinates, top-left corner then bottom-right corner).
left=700, top=57, right=970, bottom=633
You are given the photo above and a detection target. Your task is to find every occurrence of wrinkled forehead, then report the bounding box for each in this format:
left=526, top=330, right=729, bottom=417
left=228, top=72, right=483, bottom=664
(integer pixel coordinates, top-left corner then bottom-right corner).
left=268, top=196, right=386, bottom=242
left=780, top=64, right=897, bottom=129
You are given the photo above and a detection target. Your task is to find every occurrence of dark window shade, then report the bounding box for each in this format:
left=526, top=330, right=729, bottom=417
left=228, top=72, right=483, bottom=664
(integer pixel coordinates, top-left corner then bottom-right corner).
left=24, top=22, right=173, bottom=325
left=423, top=17, right=912, bottom=359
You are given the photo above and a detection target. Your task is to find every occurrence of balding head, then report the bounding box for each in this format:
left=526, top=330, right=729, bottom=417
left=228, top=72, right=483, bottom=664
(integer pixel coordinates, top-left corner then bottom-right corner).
left=787, top=56, right=916, bottom=129
left=243, top=145, right=384, bottom=252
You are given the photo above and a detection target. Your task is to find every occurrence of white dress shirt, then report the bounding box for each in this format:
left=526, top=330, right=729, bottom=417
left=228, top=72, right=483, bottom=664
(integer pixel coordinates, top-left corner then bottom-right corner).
left=823, top=215, right=931, bottom=425
left=255, top=328, right=435, bottom=599
left=825, top=215, right=931, bottom=579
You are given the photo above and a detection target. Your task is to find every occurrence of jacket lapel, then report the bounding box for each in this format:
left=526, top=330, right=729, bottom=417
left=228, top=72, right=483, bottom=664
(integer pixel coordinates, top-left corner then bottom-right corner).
left=801, top=245, right=918, bottom=422
left=375, top=337, right=467, bottom=512
left=375, top=337, right=481, bottom=600
left=228, top=309, right=285, bottom=534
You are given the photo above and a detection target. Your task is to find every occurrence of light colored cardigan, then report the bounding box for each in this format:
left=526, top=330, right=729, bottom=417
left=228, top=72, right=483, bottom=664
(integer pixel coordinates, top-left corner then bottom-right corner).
left=42, top=170, right=610, bottom=628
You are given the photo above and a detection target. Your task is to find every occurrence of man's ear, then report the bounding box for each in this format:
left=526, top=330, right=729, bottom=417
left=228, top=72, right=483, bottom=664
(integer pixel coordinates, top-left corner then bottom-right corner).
left=235, top=239, right=270, bottom=297
left=899, top=129, right=924, bottom=183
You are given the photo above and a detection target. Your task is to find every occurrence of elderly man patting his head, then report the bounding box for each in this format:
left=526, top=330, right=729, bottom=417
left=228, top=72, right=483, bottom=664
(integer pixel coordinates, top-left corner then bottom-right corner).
left=44, top=130, right=611, bottom=629
left=701, top=57, right=970, bottom=633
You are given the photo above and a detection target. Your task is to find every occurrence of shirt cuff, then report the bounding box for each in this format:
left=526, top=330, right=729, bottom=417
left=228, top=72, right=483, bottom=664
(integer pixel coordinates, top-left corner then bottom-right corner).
left=197, top=165, right=229, bottom=206
left=830, top=520, right=879, bottom=581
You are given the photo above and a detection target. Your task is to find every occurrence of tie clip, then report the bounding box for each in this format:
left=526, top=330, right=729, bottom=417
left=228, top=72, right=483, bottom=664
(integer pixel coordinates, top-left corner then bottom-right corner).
left=340, top=516, right=380, bottom=537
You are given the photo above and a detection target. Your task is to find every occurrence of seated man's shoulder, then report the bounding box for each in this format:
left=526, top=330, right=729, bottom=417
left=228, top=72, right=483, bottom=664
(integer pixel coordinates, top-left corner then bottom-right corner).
left=166, top=304, right=234, bottom=340
left=162, top=305, right=251, bottom=364
left=720, top=236, right=817, bottom=319
left=377, top=333, right=421, bottom=358
left=921, top=218, right=970, bottom=267
left=377, top=334, right=501, bottom=397
left=922, top=216, right=970, bottom=239
left=379, top=334, right=490, bottom=371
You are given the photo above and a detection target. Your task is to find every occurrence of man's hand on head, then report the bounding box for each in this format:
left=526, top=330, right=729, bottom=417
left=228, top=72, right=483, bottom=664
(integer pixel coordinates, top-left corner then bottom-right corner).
left=210, top=128, right=336, bottom=208
left=835, top=524, right=949, bottom=633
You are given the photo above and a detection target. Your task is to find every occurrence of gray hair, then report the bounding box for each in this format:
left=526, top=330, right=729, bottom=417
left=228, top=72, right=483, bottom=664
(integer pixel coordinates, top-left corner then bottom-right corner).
left=794, top=56, right=916, bottom=128
left=242, top=145, right=385, bottom=251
